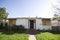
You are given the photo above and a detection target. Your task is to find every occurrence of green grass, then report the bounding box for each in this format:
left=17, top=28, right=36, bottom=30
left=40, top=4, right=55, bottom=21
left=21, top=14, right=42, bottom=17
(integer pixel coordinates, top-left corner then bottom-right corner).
left=36, top=32, right=60, bottom=40
left=0, top=29, right=28, bottom=40
left=0, top=32, right=28, bottom=40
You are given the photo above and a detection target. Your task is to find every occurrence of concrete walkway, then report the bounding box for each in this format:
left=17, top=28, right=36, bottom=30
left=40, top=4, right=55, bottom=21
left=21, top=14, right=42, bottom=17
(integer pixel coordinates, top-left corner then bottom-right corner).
left=29, top=35, right=36, bottom=40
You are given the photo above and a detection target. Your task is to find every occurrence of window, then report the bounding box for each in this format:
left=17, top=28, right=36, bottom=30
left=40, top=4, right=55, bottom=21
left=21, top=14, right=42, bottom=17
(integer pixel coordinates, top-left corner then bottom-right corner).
left=42, top=19, right=51, bottom=26
left=9, top=19, right=16, bottom=25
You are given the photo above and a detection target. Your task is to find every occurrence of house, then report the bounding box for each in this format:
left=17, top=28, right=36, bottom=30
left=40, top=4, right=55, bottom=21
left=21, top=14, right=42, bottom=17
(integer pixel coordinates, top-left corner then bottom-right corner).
left=51, top=18, right=60, bottom=31
left=8, top=17, right=52, bottom=30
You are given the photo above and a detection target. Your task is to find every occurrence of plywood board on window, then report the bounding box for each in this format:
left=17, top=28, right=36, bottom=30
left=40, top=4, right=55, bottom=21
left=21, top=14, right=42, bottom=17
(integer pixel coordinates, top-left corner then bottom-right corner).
left=42, top=19, right=51, bottom=26
left=9, top=19, right=16, bottom=25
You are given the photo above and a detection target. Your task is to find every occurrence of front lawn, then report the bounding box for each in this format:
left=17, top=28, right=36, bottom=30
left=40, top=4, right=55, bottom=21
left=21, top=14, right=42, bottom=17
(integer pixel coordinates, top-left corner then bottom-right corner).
left=0, top=29, right=28, bottom=40
left=0, top=32, right=28, bottom=40
left=36, top=32, right=60, bottom=40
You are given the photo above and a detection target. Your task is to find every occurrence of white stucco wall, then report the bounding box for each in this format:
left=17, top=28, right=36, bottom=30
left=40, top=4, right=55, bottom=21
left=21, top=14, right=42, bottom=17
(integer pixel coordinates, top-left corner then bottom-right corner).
left=58, top=21, right=60, bottom=26
left=15, top=18, right=52, bottom=30
left=51, top=20, right=58, bottom=26
left=51, top=20, right=60, bottom=26
left=36, top=19, right=52, bottom=30
left=36, top=19, right=42, bottom=30
left=16, top=19, right=29, bottom=29
left=42, top=26, right=52, bottom=30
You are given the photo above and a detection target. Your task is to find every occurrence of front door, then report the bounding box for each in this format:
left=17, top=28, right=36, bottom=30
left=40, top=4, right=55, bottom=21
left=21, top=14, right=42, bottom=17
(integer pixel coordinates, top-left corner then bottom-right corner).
left=30, top=20, right=34, bottom=29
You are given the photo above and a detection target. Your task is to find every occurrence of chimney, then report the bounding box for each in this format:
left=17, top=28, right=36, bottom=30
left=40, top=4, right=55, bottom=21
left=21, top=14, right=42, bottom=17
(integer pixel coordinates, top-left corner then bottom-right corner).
left=36, top=16, right=37, bottom=18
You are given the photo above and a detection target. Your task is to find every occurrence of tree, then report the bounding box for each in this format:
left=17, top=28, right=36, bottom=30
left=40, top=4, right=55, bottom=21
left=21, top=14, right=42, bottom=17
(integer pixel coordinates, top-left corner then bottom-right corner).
left=53, top=14, right=59, bottom=20
left=52, top=1, right=60, bottom=20
left=0, top=7, right=8, bottom=22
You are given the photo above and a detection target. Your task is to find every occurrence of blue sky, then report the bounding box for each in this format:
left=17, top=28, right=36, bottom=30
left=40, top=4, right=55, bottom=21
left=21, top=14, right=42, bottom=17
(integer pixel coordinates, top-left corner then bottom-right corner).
left=0, top=0, right=58, bottom=18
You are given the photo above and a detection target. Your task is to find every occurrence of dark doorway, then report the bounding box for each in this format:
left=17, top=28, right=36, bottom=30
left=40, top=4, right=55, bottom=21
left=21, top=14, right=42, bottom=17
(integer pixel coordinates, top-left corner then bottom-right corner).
left=30, top=20, right=34, bottom=29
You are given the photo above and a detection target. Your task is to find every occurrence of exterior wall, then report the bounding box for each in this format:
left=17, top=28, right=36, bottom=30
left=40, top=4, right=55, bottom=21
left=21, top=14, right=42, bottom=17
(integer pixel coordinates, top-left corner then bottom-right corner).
left=58, top=20, right=60, bottom=26
left=51, top=20, right=60, bottom=26
left=36, top=19, right=42, bottom=30
left=16, top=18, right=29, bottom=29
left=36, top=19, right=52, bottom=30
left=42, top=26, right=52, bottom=30
left=51, top=20, right=58, bottom=26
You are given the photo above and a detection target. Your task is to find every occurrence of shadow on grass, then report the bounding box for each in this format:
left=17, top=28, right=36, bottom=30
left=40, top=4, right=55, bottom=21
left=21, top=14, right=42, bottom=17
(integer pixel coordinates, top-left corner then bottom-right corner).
left=36, top=30, right=60, bottom=35
left=49, top=31, right=60, bottom=34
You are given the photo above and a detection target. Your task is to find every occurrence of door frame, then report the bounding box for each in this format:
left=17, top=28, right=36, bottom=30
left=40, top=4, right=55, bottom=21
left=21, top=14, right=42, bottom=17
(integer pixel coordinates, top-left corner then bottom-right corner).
left=28, top=19, right=36, bottom=29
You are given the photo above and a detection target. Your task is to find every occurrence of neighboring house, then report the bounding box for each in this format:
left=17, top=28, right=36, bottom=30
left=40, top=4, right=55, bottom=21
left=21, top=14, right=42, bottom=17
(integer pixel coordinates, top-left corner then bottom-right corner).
left=0, top=20, right=9, bottom=27
left=51, top=18, right=60, bottom=26
left=51, top=18, right=60, bottom=31
left=8, top=17, right=52, bottom=30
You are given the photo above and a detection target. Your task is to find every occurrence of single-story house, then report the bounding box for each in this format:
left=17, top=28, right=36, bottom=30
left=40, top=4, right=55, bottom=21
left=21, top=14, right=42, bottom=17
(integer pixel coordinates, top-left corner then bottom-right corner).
left=8, top=17, right=52, bottom=30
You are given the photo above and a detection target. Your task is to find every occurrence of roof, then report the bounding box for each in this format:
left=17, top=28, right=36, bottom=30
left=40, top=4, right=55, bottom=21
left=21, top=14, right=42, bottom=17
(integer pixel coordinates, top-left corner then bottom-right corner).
left=8, top=17, right=51, bottom=20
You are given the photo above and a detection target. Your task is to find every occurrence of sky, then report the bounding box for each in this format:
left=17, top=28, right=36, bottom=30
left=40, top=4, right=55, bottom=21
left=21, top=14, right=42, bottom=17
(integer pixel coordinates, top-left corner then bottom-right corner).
left=0, top=0, right=59, bottom=18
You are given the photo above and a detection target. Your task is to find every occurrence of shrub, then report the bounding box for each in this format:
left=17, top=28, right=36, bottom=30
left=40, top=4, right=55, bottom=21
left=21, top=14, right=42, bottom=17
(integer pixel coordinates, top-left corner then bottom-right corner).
left=3, top=25, right=14, bottom=34
left=3, top=24, right=25, bottom=33
left=0, top=23, right=3, bottom=29
left=12, top=25, right=17, bottom=31
left=17, top=25, right=24, bottom=30
left=16, top=25, right=25, bottom=33
left=12, top=25, right=25, bottom=33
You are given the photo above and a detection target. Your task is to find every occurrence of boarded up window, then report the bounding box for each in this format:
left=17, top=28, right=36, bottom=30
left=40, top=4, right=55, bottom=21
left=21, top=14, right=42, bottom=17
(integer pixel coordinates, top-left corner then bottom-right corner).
left=42, top=19, right=51, bottom=25
left=9, top=19, right=16, bottom=25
